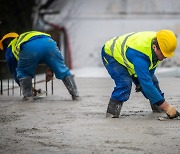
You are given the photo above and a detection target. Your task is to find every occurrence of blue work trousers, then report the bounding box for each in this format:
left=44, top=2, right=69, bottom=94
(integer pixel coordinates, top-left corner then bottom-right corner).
left=101, top=47, right=163, bottom=103
left=17, top=36, right=71, bottom=80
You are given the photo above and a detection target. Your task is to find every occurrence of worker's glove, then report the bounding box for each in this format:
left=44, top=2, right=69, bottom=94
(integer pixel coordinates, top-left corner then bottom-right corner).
left=46, top=68, right=54, bottom=82
left=32, top=88, right=46, bottom=98
left=33, top=88, right=41, bottom=96
left=161, top=104, right=179, bottom=119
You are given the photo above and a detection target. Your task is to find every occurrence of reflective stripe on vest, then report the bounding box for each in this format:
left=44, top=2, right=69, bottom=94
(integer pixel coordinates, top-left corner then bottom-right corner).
left=109, top=33, right=136, bottom=69
left=121, top=32, right=136, bottom=69
left=104, top=31, right=160, bottom=76
left=8, top=31, right=50, bottom=60
left=110, top=36, right=118, bottom=56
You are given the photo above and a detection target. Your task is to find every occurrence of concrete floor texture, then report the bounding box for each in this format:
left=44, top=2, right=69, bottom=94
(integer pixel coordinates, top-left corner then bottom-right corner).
left=0, top=77, right=180, bottom=154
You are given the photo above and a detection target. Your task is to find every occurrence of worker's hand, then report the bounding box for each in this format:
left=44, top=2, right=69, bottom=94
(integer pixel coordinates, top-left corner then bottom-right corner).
left=33, top=88, right=46, bottom=97
left=165, top=106, right=179, bottom=119
left=33, top=88, right=41, bottom=96
left=160, top=101, right=179, bottom=119
left=46, top=68, right=54, bottom=82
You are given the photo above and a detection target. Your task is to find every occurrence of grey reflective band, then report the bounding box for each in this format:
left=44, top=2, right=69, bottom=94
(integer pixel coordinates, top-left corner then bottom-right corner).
left=110, top=36, right=119, bottom=56
left=121, top=32, right=136, bottom=68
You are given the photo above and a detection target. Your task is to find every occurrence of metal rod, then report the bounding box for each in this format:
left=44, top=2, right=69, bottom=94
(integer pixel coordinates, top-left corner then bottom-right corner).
left=8, top=78, right=9, bottom=96
left=34, top=75, right=36, bottom=90
left=12, top=79, right=14, bottom=95
left=51, top=79, right=53, bottom=95
left=45, top=66, right=48, bottom=96
left=0, top=61, right=3, bottom=95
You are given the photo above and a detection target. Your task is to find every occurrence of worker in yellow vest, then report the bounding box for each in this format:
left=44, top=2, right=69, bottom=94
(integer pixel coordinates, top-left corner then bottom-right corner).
left=0, top=31, right=79, bottom=101
left=101, top=30, right=179, bottom=119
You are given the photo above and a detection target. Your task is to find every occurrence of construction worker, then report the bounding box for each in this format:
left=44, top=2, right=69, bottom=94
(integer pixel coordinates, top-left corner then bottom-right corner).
left=101, top=30, right=179, bottom=119
left=0, top=31, right=79, bottom=101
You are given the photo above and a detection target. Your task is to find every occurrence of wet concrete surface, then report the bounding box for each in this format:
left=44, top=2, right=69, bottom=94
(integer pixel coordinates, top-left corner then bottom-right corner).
left=0, top=77, right=180, bottom=154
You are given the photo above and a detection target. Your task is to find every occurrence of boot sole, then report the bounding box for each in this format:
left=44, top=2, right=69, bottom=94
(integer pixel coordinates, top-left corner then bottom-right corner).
left=106, top=112, right=119, bottom=118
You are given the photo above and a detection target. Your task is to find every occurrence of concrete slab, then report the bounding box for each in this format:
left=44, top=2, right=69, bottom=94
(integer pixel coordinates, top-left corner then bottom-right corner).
left=0, top=77, right=180, bottom=154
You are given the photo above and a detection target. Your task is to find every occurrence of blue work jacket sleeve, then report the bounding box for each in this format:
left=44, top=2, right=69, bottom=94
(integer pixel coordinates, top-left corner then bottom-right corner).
left=5, top=47, right=20, bottom=86
left=126, top=48, right=164, bottom=104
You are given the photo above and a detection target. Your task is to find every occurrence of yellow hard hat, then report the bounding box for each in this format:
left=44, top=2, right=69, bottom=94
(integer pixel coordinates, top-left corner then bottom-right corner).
left=0, top=32, right=19, bottom=50
left=156, top=30, right=177, bottom=58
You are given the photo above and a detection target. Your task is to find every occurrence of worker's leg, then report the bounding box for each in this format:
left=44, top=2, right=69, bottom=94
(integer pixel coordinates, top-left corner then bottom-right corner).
left=19, top=77, right=33, bottom=101
left=16, top=40, right=41, bottom=100
left=43, top=38, right=79, bottom=100
left=62, top=75, right=79, bottom=100
left=101, top=48, right=132, bottom=117
left=132, top=75, right=164, bottom=112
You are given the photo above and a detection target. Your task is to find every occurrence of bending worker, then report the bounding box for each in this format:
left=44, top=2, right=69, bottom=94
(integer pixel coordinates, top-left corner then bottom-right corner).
left=101, top=30, right=179, bottom=119
left=0, top=31, right=79, bottom=100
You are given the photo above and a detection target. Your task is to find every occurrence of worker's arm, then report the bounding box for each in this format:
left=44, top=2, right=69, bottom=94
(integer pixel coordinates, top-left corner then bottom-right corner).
left=5, top=47, right=20, bottom=86
left=127, top=48, right=179, bottom=118
left=126, top=48, right=164, bottom=104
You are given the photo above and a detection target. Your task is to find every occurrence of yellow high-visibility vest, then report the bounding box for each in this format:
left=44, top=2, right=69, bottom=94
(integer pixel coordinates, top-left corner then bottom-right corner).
left=8, top=31, right=50, bottom=60
left=104, top=31, right=160, bottom=76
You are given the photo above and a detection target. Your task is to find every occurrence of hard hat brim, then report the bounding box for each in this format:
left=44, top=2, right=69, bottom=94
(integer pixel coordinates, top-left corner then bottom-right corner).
left=0, top=32, right=19, bottom=51
left=161, top=50, right=174, bottom=58
left=0, top=41, right=3, bottom=50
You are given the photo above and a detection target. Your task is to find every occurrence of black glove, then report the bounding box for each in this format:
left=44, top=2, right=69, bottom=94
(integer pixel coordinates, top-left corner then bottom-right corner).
left=135, top=84, right=142, bottom=92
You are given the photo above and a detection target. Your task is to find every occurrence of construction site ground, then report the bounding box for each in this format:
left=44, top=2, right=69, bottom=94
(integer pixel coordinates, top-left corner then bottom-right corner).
left=0, top=77, right=180, bottom=154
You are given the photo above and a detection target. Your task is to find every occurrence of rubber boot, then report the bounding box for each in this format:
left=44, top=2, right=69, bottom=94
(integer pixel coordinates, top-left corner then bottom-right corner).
left=150, top=102, right=164, bottom=113
left=20, top=77, right=33, bottom=101
left=106, top=99, right=123, bottom=118
left=62, top=75, right=79, bottom=100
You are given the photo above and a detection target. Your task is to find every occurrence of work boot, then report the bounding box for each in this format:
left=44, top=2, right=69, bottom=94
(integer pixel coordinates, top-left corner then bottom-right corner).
left=106, top=99, right=123, bottom=118
left=20, top=77, right=33, bottom=101
left=22, top=96, right=34, bottom=101
left=150, top=102, right=164, bottom=113
left=62, top=75, right=79, bottom=100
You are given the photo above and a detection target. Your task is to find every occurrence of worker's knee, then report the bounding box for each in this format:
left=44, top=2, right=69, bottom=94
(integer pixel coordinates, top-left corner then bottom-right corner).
left=112, top=90, right=131, bottom=102
left=120, top=93, right=131, bottom=102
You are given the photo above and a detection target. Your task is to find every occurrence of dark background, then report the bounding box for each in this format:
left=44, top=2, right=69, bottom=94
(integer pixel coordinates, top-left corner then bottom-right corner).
left=0, top=0, right=36, bottom=59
